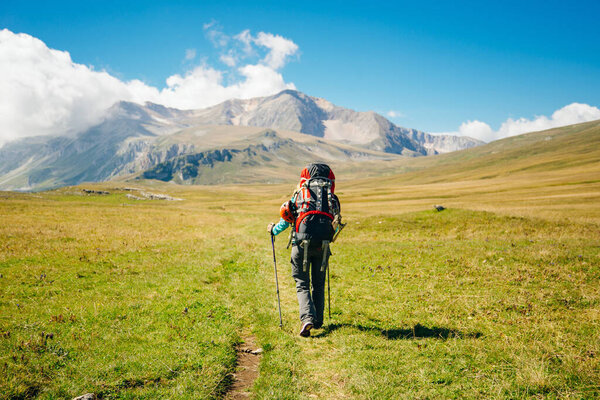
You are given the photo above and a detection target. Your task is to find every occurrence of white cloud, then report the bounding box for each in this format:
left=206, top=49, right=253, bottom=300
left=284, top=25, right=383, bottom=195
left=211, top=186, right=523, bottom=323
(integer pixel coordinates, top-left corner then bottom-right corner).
left=235, top=64, right=295, bottom=98
left=253, top=32, right=298, bottom=69
left=0, top=29, right=155, bottom=145
left=434, top=103, right=600, bottom=142
left=0, top=28, right=298, bottom=145
left=156, top=63, right=295, bottom=110
left=202, top=21, right=216, bottom=30
left=386, top=110, right=405, bottom=118
left=455, top=120, right=495, bottom=142
left=203, top=21, right=229, bottom=47
left=184, top=48, right=196, bottom=61
left=234, top=29, right=254, bottom=56
left=220, top=53, right=237, bottom=67
left=495, top=103, right=600, bottom=139
left=211, top=28, right=298, bottom=69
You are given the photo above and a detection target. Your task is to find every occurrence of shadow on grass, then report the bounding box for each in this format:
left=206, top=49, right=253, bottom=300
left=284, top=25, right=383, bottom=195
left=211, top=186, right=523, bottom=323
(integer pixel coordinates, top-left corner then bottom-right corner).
left=313, top=322, right=482, bottom=340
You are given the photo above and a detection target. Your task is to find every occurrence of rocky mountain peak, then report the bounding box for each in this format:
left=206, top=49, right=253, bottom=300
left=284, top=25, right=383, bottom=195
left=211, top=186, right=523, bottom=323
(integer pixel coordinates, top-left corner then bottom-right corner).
left=0, top=89, right=485, bottom=190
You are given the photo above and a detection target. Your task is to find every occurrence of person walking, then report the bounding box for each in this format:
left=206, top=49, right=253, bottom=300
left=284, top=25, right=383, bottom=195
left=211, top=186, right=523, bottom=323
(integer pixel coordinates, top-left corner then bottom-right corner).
left=268, top=163, right=342, bottom=337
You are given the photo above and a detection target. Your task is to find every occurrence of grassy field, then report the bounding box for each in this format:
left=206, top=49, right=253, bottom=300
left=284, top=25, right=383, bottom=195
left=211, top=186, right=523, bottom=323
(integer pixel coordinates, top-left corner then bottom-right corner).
left=1, top=122, right=599, bottom=399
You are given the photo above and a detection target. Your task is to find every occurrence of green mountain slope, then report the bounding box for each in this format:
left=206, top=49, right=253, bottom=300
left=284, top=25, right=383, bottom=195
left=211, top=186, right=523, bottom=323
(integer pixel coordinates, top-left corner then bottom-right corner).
left=342, top=119, right=600, bottom=185
left=322, top=119, right=600, bottom=226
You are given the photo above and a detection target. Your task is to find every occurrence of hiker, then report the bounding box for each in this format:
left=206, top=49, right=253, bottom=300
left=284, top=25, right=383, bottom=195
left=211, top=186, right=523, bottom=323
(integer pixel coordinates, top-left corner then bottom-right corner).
left=267, top=163, right=342, bottom=337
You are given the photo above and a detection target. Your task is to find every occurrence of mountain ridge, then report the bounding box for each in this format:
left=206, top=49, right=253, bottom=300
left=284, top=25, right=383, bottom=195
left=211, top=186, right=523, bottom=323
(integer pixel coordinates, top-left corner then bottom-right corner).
left=179, top=89, right=484, bottom=154
left=0, top=90, right=483, bottom=191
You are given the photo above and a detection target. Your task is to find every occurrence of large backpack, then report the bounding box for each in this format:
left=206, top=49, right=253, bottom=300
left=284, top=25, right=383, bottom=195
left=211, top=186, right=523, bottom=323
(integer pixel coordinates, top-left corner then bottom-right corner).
left=293, top=163, right=340, bottom=247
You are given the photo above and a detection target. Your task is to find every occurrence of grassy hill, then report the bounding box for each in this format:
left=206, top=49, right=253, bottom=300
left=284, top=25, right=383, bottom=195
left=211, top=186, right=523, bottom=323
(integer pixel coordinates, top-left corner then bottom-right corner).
left=367, top=118, right=600, bottom=182
left=1, top=121, right=599, bottom=399
left=338, top=119, right=600, bottom=223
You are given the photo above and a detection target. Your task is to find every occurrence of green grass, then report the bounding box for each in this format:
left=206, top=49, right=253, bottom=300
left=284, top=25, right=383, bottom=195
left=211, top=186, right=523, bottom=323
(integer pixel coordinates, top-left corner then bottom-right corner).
left=1, top=120, right=600, bottom=398
left=0, top=197, right=238, bottom=399
left=1, top=186, right=598, bottom=399
left=310, top=209, right=599, bottom=398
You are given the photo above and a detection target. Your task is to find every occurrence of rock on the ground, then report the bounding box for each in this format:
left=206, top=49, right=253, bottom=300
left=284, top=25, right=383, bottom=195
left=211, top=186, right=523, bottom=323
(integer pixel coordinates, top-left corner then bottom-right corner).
left=125, top=192, right=183, bottom=201
left=72, top=394, right=96, bottom=400
left=140, top=191, right=183, bottom=201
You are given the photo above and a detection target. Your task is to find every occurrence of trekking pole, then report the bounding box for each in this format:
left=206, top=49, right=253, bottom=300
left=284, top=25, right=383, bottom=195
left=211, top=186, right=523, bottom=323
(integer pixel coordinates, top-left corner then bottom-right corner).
left=327, top=263, right=331, bottom=320
left=270, top=233, right=283, bottom=328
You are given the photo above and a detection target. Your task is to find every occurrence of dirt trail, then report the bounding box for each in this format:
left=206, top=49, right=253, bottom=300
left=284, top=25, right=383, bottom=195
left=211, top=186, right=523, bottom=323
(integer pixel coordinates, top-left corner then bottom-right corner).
left=226, top=335, right=261, bottom=399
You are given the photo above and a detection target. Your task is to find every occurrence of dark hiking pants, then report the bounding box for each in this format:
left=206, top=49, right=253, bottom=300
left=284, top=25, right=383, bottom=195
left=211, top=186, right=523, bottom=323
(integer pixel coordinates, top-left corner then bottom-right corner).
left=291, top=243, right=330, bottom=328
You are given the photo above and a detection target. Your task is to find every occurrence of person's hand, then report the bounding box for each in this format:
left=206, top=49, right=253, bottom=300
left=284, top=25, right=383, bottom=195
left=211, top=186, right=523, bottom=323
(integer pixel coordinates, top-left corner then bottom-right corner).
left=267, top=222, right=275, bottom=234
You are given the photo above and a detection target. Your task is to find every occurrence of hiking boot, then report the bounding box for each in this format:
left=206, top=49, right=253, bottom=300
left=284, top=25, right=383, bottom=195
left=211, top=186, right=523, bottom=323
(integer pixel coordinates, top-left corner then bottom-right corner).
left=313, top=321, right=323, bottom=329
left=299, top=321, right=313, bottom=337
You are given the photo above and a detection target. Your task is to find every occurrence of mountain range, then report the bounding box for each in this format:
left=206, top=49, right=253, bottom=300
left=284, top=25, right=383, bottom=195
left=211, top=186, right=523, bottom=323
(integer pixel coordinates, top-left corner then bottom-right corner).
left=0, top=90, right=483, bottom=191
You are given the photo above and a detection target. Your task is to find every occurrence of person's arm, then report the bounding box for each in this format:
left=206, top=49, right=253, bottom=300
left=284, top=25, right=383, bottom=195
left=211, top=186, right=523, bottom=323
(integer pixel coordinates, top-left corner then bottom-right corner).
left=267, top=192, right=296, bottom=235
left=268, top=218, right=290, bottom=236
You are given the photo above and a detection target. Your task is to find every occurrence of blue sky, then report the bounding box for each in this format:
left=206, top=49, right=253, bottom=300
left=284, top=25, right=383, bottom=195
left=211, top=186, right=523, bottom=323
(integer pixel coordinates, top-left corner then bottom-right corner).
left=1, top=0, right=600, bottom=141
